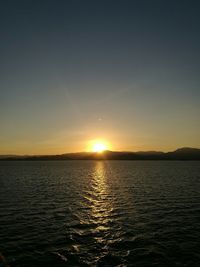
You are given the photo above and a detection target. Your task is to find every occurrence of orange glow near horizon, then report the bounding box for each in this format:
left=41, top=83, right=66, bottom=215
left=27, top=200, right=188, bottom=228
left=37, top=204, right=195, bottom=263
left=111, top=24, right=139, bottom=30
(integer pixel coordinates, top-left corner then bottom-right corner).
left=88, top=139, right=110, bottom=153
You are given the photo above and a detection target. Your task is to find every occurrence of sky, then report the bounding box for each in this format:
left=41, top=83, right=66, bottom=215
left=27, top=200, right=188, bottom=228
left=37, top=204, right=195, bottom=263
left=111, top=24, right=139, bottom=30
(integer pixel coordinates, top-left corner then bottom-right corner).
left=0, top=0, right=200, bottom=154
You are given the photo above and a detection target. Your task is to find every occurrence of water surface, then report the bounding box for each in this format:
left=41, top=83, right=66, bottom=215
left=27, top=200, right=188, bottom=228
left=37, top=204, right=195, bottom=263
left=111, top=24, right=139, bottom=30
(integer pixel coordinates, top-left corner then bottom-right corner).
left=0, top=161, right=200, bottom=266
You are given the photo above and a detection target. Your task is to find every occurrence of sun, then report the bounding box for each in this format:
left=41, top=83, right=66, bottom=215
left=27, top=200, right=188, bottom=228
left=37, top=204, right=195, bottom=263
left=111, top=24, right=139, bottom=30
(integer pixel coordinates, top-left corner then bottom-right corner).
left=92, top=142, right=107, bottom=153
left=88, top=140, right=110, bottom=153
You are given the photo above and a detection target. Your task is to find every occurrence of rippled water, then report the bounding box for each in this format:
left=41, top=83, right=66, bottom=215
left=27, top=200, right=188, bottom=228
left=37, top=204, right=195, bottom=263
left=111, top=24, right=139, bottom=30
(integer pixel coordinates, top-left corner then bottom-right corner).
left=0, top=161, right=200, bottom=266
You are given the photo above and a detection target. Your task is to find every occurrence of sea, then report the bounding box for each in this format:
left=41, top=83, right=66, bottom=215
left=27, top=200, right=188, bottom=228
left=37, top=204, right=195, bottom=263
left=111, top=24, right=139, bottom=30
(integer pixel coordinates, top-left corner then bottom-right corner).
left=0, top=160, right=200, bottom=267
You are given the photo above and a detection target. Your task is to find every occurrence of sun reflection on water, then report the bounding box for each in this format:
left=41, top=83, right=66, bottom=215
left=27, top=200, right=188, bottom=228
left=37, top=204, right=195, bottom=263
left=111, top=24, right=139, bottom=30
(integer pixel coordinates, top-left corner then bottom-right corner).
left=90, top=161, right=113, bottom=224
left=68, top=161, right=128, bottom=264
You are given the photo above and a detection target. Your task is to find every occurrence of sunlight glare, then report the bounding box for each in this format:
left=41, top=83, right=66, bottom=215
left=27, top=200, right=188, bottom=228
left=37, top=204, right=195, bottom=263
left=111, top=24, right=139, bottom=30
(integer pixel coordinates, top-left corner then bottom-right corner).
left=88, top=140, right=110, bottom=153
left=93, top=143, right=107, bottom=152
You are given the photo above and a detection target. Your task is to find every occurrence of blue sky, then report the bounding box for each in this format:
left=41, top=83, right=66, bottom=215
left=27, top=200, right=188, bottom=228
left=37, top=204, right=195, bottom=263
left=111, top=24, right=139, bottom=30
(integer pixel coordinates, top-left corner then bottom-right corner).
left=0, top=0, right=199, bottom=154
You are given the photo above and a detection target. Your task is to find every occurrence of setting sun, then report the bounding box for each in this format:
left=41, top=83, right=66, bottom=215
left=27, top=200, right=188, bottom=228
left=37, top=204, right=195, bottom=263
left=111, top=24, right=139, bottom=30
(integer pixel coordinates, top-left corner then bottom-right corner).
left=92, top=143, right=107, bottom=152
left=88, top=140, right=110, bottom=153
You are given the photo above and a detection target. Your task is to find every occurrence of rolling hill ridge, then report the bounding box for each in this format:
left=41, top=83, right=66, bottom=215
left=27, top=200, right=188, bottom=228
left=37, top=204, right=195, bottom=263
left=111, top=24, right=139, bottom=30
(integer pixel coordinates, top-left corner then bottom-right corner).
left=0, top=147, right=200, bottom=160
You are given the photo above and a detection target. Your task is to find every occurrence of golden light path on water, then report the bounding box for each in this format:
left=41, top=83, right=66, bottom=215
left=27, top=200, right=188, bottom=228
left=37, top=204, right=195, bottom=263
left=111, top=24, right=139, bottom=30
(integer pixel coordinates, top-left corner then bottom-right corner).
left=69, top=160, right=134, bottom=265
left=80, top=161, right=115, bottom=239
left=89, top=161, right=114, bottom=233
left=77, top=161, right=118, bottom=261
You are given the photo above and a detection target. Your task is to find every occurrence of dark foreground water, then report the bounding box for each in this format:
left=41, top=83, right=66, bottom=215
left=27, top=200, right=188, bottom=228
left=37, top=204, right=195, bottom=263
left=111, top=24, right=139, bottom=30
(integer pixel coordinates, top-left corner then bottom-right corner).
left=0, top=161, right=200, bottom=267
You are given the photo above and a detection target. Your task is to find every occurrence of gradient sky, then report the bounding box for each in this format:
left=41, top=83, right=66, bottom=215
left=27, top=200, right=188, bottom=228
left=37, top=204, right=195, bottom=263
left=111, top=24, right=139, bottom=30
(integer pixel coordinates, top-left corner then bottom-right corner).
left=0, top=0, right=200, bottom=154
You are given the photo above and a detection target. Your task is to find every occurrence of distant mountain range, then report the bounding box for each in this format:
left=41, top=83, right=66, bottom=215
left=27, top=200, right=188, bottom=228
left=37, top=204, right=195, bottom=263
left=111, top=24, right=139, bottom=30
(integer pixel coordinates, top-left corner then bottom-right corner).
left=0, top=147, right=200, bottom=160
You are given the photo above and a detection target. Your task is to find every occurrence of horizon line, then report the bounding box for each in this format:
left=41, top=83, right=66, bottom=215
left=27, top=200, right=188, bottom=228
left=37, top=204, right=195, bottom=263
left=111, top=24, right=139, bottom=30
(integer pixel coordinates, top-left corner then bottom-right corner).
left=0, top=147, right=200, bottom=157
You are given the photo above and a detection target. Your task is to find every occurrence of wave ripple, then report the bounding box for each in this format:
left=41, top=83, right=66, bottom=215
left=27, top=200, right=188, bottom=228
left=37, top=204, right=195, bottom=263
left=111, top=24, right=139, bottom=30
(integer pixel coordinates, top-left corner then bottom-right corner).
left=0, top=161, right=200, bottom=266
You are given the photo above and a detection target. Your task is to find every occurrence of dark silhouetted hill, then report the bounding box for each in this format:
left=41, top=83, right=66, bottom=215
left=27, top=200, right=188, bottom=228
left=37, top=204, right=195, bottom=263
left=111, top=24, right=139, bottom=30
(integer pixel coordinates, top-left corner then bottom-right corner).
left=0, top=147, right=200, bottom=160
left=165, top=147, right=200, bottom=160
